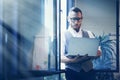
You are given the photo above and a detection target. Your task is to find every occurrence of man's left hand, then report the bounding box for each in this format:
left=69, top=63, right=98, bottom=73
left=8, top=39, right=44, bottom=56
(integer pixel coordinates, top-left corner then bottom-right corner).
left=97, top=50, right=101, bottom=56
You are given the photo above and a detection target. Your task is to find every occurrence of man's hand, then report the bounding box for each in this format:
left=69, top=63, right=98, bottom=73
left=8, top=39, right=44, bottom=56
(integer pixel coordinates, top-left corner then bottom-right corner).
left=92, top=50, right=102, bottom=59
left=70, top=54, right=90, bottom=63
left=97, top=50, right=102, bottom=56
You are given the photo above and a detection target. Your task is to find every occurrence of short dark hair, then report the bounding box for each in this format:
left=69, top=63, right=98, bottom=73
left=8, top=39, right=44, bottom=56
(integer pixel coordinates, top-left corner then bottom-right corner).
left=69, top=7, right=82, bottom=15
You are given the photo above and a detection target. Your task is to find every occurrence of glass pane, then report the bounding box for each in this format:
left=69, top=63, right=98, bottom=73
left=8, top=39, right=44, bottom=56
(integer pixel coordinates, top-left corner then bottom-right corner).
left=32, top=0, right=56, bottom=70
left=1, top=0, right=57, bottom=76
left=1, top=0, right=60, bottom=79
left=44, top=74, right=59, bottom=80
left=60, top=0, right=67, bottom=70
left=75, top=0, right=117, bottom=71
left=60, top=0, right=118, bottom=72
left=0, top=0, right=3, bottom=76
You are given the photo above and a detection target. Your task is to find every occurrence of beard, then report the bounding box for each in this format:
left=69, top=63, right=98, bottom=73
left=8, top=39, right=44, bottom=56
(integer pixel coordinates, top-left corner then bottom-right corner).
left=72, top=24, right=81, bottom=32
left=74, top=27, right=80, bottom=32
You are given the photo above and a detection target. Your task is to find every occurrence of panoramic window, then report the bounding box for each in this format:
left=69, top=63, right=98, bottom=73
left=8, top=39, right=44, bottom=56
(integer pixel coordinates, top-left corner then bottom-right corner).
left=60, top=0, right=119, bottom=72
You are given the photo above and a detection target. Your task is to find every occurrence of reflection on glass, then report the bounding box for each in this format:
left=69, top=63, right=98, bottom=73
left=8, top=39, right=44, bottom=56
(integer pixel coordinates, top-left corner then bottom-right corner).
left=32, top=0, right=56, bottom=71
left=75, top=0, right=117, bottom=71
left=60, top=0, right=118, bottom=72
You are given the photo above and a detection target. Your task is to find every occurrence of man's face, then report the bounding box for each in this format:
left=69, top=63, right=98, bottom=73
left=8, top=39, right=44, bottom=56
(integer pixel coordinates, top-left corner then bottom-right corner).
left=68, top=11, right=83, bottom=31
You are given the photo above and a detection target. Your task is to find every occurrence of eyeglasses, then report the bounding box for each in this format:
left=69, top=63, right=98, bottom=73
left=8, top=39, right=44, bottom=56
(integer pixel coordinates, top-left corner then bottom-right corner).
left=70, top=17, right=82, bottom=22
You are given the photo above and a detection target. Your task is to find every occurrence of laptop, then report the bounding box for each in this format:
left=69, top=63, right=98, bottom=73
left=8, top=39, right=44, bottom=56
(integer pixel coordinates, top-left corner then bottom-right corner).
left=67, top=37, right=99, bottom=56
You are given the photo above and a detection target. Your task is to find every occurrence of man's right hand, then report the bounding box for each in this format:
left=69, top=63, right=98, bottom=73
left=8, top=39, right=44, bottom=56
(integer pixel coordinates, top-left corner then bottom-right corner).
left=70, top=54, right=91, bottom=63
